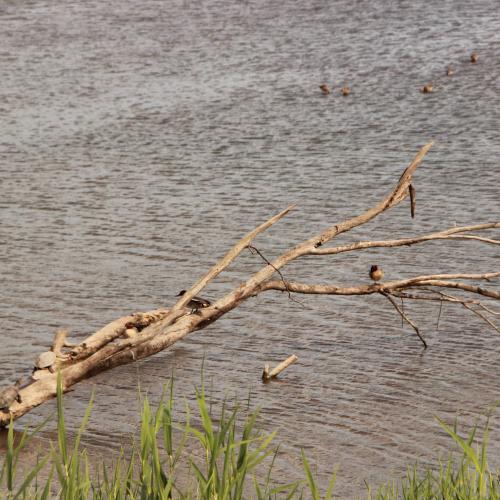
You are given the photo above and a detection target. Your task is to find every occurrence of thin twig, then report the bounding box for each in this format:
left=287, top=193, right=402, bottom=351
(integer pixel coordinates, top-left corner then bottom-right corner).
left=400, top=297, right=404, bottom=327
left=380, top=292, right=427, bottom=348
left=478, top=303, right=500, bottom=316
left=392, top=291, right=450, bottom=301
left=437, top=299, right=443, bottom=331
left=447, top=235, right=500, bottom=245
left=462, top=303, right=500, bottom=333
left=260, top=272, right=500, bottom=300
left=416, top=288, right=499, bottom=334
left=311, top=222, right=500, bottom=256
left=247, top=245, right=306, bottom=308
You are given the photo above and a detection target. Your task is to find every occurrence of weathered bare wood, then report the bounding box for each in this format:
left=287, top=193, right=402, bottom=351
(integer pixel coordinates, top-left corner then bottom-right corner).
left=157, top=205, right=295, bottom=327
left=123, top=328, right=139, bottom=338
left=102, top=205, right=296, bottom=356
left=52, top=329, right=68, bottom=358
left=259, top=272, right=500, bottom=298
left=381, top=292, right=427, bottom=347
left=411, top=280, right=500, bottom=299
left=311, top=223, right=500, bottom=255
left=2, top=143, right=499, bottom=427
left=210, top=142, right=436, bottom=317
left=262, top=355, right=299, bottom=381
left=68, top=309, right=171, bottom=362
left=396, top=289, right=500, bottom=334
left=308, top=142, right=434, bottom=250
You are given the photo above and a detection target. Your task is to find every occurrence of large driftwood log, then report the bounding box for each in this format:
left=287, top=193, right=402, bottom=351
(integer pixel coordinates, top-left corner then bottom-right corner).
left=2, top=142, right=499, bottom=426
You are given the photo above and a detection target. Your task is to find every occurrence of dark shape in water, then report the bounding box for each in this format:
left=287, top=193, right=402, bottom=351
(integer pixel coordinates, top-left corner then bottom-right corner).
left=319, top=84, right=330, bottom=95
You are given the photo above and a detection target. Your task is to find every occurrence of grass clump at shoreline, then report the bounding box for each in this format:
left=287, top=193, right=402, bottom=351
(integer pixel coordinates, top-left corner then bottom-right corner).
left=0, top=375, right=498, bottom=499
left=371, top=416, right=499, bottom=499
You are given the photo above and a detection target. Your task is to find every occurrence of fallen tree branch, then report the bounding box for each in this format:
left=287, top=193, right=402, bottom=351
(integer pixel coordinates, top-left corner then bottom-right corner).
left=2, top=142, right=499, bottom=426
left=158, top=205, right=295, bottom=325
left=311, top=223, right=500, bottom=255
left=258, top=272, right=500, bottom=299
left=68, top=309, right=171, bottom=362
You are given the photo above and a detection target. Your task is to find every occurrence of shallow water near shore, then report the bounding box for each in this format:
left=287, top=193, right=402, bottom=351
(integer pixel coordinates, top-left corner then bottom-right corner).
left=1, top=0, right=499, bottom=495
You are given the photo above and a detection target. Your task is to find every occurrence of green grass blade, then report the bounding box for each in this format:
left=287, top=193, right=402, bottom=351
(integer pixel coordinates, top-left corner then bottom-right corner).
left=40, top=465, right=54, bottom=500
left=436, top=418, right=481, bottom=473
left=72, top=390, right=95, bottom=458
left=6, top=418, right=15, bottom=492
left=301, top=449, right=319, bottom=500
left=325, top=470, right=337, bottom=500
left=13, top=454, right=49, bottom=499
left=56, top=372, right=68, bottom=468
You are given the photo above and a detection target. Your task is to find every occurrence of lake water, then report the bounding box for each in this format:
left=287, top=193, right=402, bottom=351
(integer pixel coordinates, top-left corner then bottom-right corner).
left=1, top=0, right=499, bottom=496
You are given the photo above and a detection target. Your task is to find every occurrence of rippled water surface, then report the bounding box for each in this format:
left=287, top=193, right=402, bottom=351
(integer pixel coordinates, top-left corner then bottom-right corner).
left=1, top=0, right=499, bottom=496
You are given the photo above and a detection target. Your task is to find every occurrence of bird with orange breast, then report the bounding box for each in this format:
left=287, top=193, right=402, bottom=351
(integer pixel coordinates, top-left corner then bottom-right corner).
left=370, top=265, right=384, bottom=282
left=341, top=86, right=350, bottom=96
left=470, top=52, right=479, bottom=63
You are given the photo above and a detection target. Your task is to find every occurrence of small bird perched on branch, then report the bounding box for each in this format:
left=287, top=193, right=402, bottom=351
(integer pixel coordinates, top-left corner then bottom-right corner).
left=176, top=290, right=211, bottom=311
left=370, top=265, right=384, bottom=282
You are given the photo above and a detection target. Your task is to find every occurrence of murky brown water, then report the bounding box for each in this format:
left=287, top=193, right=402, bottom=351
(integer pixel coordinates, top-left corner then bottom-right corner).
left=1, top=0, right=499, bottom=496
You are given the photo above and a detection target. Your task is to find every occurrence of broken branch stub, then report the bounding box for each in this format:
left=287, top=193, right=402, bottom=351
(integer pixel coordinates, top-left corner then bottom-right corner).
left=262, top=355, right=299, bottom=382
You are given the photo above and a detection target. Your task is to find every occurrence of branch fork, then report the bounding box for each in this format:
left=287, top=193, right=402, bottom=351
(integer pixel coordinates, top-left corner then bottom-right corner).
left=3, top=142, right=499, bottom=426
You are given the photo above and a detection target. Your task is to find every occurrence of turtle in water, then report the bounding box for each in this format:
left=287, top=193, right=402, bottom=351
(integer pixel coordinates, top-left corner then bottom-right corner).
left=0, top=379, right=22, bottom=411
left=34, top=351, right=57, bottom=373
